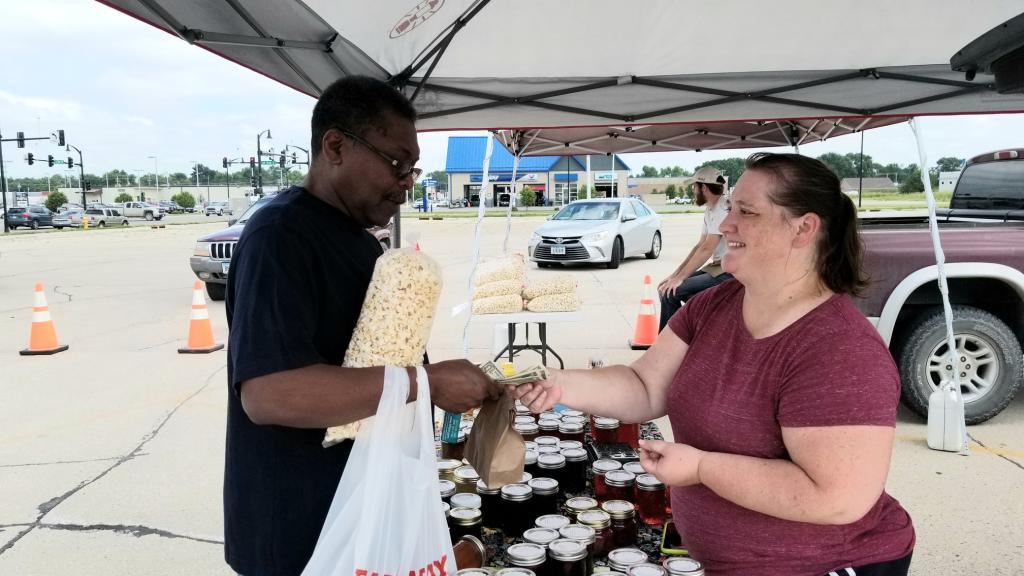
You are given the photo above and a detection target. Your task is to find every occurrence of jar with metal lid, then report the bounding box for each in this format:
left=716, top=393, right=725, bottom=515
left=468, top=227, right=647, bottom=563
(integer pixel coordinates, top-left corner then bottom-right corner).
left=557, top=421, right=585, bottom=444
left=560, top=415, right=588, bottom=427
left=539, top=410, right=560, bottom=420
left=514, top=422, right=540, bottom=442
left=559, top=448, right=588, bottom=494
left=591, top=459, right=623, bottom=501
left=448, top=506, right=482, bottom=541
left=521, top=471, right=533, bottom=484
left=537, top=453, right=566, bottom=487
left=538, top=419, right=561, bottom=437
left=500, top=483, right=534, bottom=536
left=438, top=459, right=464, bottom=482
left=525, top=440, right=538, bottom=451
left=475, top=480, right=502, bottom=529
left=617, top=421, right=640, bottom=449
left=557, top=440, right=583, bottom=452
left=634, top=474, right=666, bottom=526
left=601, top=500, right=638, bottom=547
left=439, top=479, right=457, bottom=503
left=453, top=535, right=488, bottom=569
left=546, top=538, right=588, bottom=576
left=456, top=570, right=489, bottom=576
left=441, top=502, right=451, bottom=518
left=558, top=523, right=596, bottom=573
left=561, top=409, right=584, bottom=418
left=523, top=527, right=560, bottom=547
left=627, top=563, right=667, bottom=576
left=536, top=445, right=560, bottom=456
left=496, top=569, right=535, bottom=576
left=514, top=414, right=537, bottom=426
left=535, top=514, right=571, bottom=532
left=606, top=547, right=649, bottom=572
left=663, top=557, right=705, bottom=576
left=535, top=435, right=560, bottom=448
left=622, top=461, right=645, bottom=476
left=592, top=416, right=621, bottom=444
left=528, top=477, right=560, bottom=518
left=453, top=466, right=481, bottom=494
left=451, top=492, right=482, bottom=511
left=524, top=450, right=540, bottom=478
left=514, top=402, right=532, bottom=415
left=602, top=470, right=636, bottom=503
left=576, top=509, right=614, bottom=558
left=563, top=496, right=598, bottom=523
left=506, top=542, right=546, bottom=571
left=442, top=431, right=468, bottom=461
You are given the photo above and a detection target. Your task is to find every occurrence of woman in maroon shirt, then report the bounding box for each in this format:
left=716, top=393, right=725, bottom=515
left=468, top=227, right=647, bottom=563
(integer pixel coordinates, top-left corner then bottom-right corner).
left=511, top=153, right=914, bottom=576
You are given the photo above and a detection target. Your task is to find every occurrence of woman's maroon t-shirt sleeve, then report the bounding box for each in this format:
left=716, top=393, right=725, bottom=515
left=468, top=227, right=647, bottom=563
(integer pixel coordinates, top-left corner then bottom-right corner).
left=667, top=280, right=732, bottom=345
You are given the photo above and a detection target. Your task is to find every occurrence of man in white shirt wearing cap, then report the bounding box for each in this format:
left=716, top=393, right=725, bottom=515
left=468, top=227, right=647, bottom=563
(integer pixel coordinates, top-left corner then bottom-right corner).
left=657, top=165, right=733, bottom=330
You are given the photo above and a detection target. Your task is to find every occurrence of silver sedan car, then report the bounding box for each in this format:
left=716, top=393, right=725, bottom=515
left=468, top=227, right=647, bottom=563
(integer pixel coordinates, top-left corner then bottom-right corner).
left=528, top=198, right=662, bottom=269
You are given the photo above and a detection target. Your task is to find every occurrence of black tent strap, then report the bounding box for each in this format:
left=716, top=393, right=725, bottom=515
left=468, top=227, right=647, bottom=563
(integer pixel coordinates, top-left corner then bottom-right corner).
left=183, top=30, right=330, bottom=50
left=871, top=86, right=988, bottom=114
left=222, top=0, right=322, bottom=92
left=393, top=0, right=494, bottom=90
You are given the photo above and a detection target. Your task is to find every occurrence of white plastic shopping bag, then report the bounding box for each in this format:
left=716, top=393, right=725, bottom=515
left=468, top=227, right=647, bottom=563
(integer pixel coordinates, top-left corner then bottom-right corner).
left=302, top=366, right=455, bottom=576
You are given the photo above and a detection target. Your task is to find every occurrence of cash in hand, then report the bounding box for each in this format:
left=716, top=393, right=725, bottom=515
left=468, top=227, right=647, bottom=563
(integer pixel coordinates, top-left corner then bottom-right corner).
left=478, top=361, right=549, bottom=386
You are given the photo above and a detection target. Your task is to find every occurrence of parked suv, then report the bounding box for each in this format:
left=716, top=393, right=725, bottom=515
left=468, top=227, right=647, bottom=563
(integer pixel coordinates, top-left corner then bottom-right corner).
left=83, top=208, right=130, bottom=227
left=6, top=205, right=54, bottom=230
left=190, top=196, right=394, bottom=300
left=205, top=201, right=233, bottom=216
left=120, top=201, right=164, bottom=221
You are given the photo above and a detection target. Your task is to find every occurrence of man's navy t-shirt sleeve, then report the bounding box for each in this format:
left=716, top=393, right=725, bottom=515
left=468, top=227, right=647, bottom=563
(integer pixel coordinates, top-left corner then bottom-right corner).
left=228, top=219, right=324, bottom=396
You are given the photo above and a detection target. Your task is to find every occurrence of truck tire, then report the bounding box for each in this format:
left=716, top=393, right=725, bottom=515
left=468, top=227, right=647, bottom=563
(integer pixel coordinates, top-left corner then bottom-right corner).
left=145, top=212, right=154, bottom=221
left=205, top=282, right=226, bottom=301
left=895, top=305, right=1023, bottom=425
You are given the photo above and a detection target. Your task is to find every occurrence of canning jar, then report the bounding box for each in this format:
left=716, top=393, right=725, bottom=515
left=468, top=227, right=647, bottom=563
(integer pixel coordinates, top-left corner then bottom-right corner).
left=602, top=470, right=636, bottom=503
left=515, top=402, right=532, bottom=416
left=634, top=474, right=666, bottom=526
left=475, top=480, right=501, bottom=529
left=448, top=507, right=482, bottom=541
left=557, top=440, right=583, bottom=452
left=441, top=432, right=468, bottom=461
left=525, top=441, right=538, bottom=452
left=452, top=535, right=487, bottom=569
left=450, top=492, right=482, bottom=511
left=622, top=461, right=645, bottom=476
left=546, top=538, right=588, bottom=576
left=496, top=569, right=535, bottom=576
left=506, top=542, right=546, bottom=572
left=453, top=466, right=480, bottom=494
left=538, top=419, right=561, bottom=438
left=576, top=509, right=614, bottom=558
left=557, top=421, right=585, bottom=444
left=563, top=496, right=598, bottom=523
left=514, top=414, right=537, bottom=426
left=521, top=471, right=534, bottom=484
left=524, top=450, right=540, bottom=478
left=535, top=435, right=560, bottom=448
left=592, top=417, right=620, bottom=444
left=559, top=448, right=588, bottom=494
left=437, top=459, right=464, bottom=482
left=537, top=445, right=560, bottom=456
left=535, top=514, right=571, bottom=532
left=439, top=479, right=457, bottom=503
left=627, top=563, right=667, bottom=576
left=500, top=483, right=534, bottom=536
left=561, top=409, right=585, bottom=419
left=528, top=477, right=560, bottom=518
left=537, top=453, right=566, bottom=487
left=616, top=422, right=640, bottom=449
left=606, top=548, right=649, bottom=572
left=523, top=527, right=560, bottom=547
left=601, top=500, right=638, bottom=547
left=663, top=557, right=705, bottom=576
left=591, top=459, right=623, bottom=501
left=557, top=524, right=596, bottom=576
left=514, top=422, right=540, bottom=442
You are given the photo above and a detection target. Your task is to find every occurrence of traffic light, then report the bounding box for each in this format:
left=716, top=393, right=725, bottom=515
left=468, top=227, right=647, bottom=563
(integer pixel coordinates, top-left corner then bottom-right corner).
left=250, top=176, right=257, bottom=188
left=27, top=153, right=34, bottom=165
left=68, top=157, right=74, bottom=168
left=16, top=132, right=25, bottom=148
left=85, top=181, right=92, bottom=191
left=250, top=156, right=256, bottom=170
left=47, top=155, right=54, bottom=167
left=56, top=130, right=65, bottom=146
left=223, top=157, right=228, bottom=169
left=292, top=152, right=298, bottom=165
left=279, top=153, right=286, bottom=167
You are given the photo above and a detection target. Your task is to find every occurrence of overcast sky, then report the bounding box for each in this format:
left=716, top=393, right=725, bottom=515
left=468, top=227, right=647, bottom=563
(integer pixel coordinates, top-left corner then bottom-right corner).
left=3, top=0, right=1024, bottom=181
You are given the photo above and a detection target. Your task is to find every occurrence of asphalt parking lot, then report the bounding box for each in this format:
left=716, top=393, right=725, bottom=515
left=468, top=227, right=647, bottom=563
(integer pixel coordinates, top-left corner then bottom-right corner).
left=1, top=214, right=1022, bottom=574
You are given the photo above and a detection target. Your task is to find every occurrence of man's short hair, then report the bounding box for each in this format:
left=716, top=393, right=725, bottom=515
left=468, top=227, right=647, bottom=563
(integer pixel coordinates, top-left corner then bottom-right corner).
left=310, top=76, right=417, bottom=159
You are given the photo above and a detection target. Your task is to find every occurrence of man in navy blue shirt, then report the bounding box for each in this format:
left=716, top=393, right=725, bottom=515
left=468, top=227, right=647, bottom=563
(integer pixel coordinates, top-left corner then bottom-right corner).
left=224, top=76, right=501, bottom=576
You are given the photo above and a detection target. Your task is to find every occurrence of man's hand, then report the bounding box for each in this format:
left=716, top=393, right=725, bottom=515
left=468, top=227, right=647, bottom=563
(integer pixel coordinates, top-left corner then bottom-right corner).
left=425, top=359, right=503, bottom=413
left=638, top=439, right=706, bottom=487
left=506, top=370, right=564, bottom=414
left=658, top=273, right=683, bottom=297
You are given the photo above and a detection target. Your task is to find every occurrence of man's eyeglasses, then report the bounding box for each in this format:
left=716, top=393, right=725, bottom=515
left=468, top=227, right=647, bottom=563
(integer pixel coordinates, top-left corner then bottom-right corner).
left=340, top=130, right=422, bottom=181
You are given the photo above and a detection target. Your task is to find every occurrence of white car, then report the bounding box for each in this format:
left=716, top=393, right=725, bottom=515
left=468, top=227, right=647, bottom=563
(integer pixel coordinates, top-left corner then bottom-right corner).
left=528, top=198, right=662, bottom=269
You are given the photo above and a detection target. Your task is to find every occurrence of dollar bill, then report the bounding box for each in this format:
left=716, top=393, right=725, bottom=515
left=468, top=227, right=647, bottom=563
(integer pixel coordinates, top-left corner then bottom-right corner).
left=478, top=361, right=549, bottom=386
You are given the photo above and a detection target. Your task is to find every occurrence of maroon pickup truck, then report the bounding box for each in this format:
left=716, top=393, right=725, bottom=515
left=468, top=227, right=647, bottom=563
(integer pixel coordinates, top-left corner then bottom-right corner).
left=857, top=148, right=1024, bottom=424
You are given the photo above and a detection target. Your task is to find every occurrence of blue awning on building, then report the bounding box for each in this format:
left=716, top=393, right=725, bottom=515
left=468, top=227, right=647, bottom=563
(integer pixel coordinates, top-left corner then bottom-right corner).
left=553, top=173, right=579, bottom=182
left=446, top=136, right=561, bottom=173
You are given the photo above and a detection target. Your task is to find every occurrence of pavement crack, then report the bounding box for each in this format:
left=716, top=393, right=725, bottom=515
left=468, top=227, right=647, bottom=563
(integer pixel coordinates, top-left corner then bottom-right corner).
left=0, top=365, right=226, bottom=557
left=0, top=456, right=123, bottom=469
left=52, top=285, right=75, bottom=303
left=37, top=523, right=222, bottom=545
left=136, top=338, right=181, bottom=351
left=969, top=433, right=1024, bottom=471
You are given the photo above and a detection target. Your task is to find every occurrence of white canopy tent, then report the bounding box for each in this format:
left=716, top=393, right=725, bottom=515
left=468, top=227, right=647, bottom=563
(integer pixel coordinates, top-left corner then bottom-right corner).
left=99, top=0, right=1024, bottom=450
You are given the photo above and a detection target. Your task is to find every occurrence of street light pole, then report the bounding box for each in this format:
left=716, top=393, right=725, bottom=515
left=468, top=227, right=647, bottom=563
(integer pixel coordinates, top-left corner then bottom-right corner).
left=67, top=144, right=85, bottom=208
left=147, top=155, right=159, bottom=202
left=256, top=129, right=271, bottom=196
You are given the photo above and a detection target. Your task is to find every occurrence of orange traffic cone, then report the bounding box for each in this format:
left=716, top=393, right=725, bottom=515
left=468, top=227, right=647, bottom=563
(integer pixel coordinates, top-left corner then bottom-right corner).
left=178, top=281, right=224, bottom=354
left=20, top=283, right=70, bottom=356
left=629, top=275, right=658, bottom=350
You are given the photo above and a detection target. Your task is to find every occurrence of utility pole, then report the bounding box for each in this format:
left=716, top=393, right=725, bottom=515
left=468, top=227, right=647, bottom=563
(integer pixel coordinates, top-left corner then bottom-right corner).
left=67, top=144, right=86, bottom=208
left=256, top=130, right=271, bottom=195
left=0, top=129, right=64, bottom=233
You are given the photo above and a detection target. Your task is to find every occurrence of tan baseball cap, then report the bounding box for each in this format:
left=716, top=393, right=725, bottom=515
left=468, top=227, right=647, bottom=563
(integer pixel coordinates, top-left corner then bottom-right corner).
left=682, top=166, right=726, bottom=188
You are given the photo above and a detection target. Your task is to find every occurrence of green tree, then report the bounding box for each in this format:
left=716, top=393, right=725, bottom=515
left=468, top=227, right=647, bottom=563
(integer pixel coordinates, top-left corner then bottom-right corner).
left=934, top=157, right=965, bottom=173
left=115, top=192, right=133, bottom=203
left=641, top=165, right=659, bottom=177
left=697, top=158, right=745, bottom=187
left=664, top=184, right=678, bottom=199
left=900, top=165, right=925, bottom=193
left=843, top=153, right=877, bottom=177
left=172, top=192, right=196, bottom=209
left=190, top=164, right=219, bottom=185
left=44, top=191, right=68, bottom=212
left=520, top=186, right=536, bottom=209
left=168, top=172, right=190, bottom=186
left=426, top=170, right=448, bottom=192
left=816, top=152, right=857, bottom=179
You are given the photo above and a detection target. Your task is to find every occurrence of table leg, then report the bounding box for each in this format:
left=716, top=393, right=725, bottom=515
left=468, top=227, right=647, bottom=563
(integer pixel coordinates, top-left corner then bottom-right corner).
left=507, top=323, right=516, bottom=363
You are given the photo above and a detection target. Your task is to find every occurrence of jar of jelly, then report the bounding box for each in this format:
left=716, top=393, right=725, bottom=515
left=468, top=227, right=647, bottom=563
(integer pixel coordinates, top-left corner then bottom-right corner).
left=448, top=507, right=482, bottom=541
left=514, top=414, right=537, bottom=425
left=663, top=558, right=705, bottom=576
left=607, top=548, right=649, bottom=572
left=591, top=459, right=623, bottom=501
left=438, top=459, right=464, bottom=482
left=500, top=483, right=534, bottom=536
left=514, top=422, right=540, bottom=442
left=560, top=415, right=588, bottom=427
left=601, top=500, right=638, bottom=547
left=453, top=466, right=481, bottom=494
left=450, top=492, right=482, bottom=511
left=528, top=477, right=560, bottom=518
left=439, top=479, right=457, bottom=503
left=546, top=538, right=588, bottom=576
left=475, top=480, right=501, bottom=529
left=576, top=509, right=614, bottom=558
left=535, top=514, right=571, bottom=532
left=602, top=470, right=636, bottom=503
left=563, top=496, right=598, bottom=523
left=441, top=502, right=450, bottom=518
left=559, top=448, right=588, bottom=494
left=593, top=417, right=620, bottom=444
left=453, top=535, right=487, bottom=569
left=627, top=563, right=667, bottom=576
left=514, top=402, right=532, bottom=416
left=521, top=471, right=533, bottom=484
left=557, top=440, right=583, bottom=452
left=523, top=527, right=560, bottom=547
left=524, top=441, right=538, bottom=452
left=634, top=474, right=666, bottom=526
left=561, top=409, right=584, bottom=419
left=622, top=461, right=645, bottom=476
left=537, top=453, right=566, bottom=487
left=537, top=445, right=560, bottom=456
left=535, top=435, right=560, bottom=448
left=617, top=422, right=640, bottom=449
left=457, top=570, right=490, bottom=576
left=539, top=411, right=559, bottom=420
left=538, top=419, right=561, bottom=437
left=558, top=421, right=585, bottom=444
left=442, top=431, right=468, bottom=461
left=506, top=542, right=546, bottom=573
left=524, top=450, right=540, bottom=478
left=557, top=525, right=596, bottom=575
left=496, top=569, right=535, bottom=576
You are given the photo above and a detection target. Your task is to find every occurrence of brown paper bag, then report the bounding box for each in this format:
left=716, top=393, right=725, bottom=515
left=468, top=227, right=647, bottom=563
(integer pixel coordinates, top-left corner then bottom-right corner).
left=464, top=393, right=524, bottom=488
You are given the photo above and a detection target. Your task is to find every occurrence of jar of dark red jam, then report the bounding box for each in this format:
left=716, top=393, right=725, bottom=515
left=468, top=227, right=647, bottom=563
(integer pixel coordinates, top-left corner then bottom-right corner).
left=535, top=435, right=560, bottom=448
left=616, top=422, right=640, bottom=449
left=500, top=483, right=534, bottom=536
left=607, top=547, right=649, bottom=572
left=601, top=500, right=638, bottom=548
left=448, top=506, right=482, bottom=541
left=514, top=422, right=540, bottom=442
left=602, top=470, right=636, bottom=503
left=546, top=538, right=588, bottom=576
left=557, top=421, right=585, bottom=444
left=437, top=459, right=463, bottom=482
left=450, top=492, right=482, bottom=511
left=538, top=419, right=561, bottom=438
left=524, top=450, right=540, bottom=479
left=562, top=496, right=598, bottom=523
left=591, top=459, right=623, bottom=501
left=506, top=542, right=546, bottom=572
left=557, top=524, right=596, bottom=576
left=523, top=527, right=560, bottom=548
left=576, top=509, right=614, bottom=558
left=663, top=557, right=705, bottom=576
left=453, top=466, right=481, bottom=494
left=559, top=448, right=588, bottom=494
left=528, top=477, right=560, bottom=518
left=634, top=474, right=666, bottom=526
left=592, top=417, right=620, bottom=444
left=537, top=453, right=566, bottom=487
left=475, top=480, right=501, bottom=529
left=535, top=514, right=571, bottom=532
left=441, top=431, right=468, bottom=461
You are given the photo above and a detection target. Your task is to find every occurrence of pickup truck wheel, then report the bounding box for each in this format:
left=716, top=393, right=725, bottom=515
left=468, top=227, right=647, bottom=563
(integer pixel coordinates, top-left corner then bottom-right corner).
left=98, top=221, right=106, bottom=227
left=145, top=212, right=154, bottom=221
left=205, top=282, right=226, bottom=301
left=896, top=305, right=1023, bottom=425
